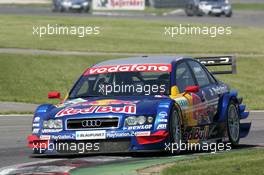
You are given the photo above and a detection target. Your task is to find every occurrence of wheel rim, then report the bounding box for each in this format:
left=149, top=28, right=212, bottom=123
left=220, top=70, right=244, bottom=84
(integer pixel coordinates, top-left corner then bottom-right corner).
left=228, top=105, right=240, bottom=142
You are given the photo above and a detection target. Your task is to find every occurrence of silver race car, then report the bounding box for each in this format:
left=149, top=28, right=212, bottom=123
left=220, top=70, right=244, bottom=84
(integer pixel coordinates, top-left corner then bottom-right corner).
left=52, top=0, right=91, bottom=13
left=185, top=0, right=232, bottom=17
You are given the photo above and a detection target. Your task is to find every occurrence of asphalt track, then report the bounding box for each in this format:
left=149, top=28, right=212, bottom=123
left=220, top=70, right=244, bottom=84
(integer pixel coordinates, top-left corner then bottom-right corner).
left=0, top=112, right=263, bottom=172
left=0, top=6, right=264, bottom=27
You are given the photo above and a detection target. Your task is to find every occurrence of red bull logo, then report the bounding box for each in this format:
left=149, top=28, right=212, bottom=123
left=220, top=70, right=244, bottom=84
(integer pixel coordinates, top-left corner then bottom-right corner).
left=55, top=105, right=136, bottom=117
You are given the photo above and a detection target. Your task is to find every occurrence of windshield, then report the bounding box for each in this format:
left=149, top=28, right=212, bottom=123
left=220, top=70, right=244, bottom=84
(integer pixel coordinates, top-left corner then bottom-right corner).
left=69, top=69, right=171, bottom=98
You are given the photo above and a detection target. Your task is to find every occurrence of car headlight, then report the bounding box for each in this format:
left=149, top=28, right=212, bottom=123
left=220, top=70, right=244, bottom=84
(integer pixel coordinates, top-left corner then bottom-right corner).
left=137, top=116, right=146, bottom=125
left=83, top=1, right=88, bottom=6
left=125, top=116, right=138, bottom=126
left=224, top=5, right=231, bottom=10
left=43, top=119, right=62, bottom=129
left=125, top=116, right=154, bottom=126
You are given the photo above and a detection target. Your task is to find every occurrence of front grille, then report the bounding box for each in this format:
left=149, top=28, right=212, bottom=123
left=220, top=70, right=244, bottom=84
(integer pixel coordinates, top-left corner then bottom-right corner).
left=212, top=6, right=221, bottom=9
left=55, top=139, right=130, bottom=154
left=67, top=117, right=119, bottom=130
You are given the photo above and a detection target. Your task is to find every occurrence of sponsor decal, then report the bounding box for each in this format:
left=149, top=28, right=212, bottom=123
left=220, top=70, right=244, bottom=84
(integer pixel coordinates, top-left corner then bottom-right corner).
left=158, top=118, right=168, bottom=123
left=212, top=85, right=228, bottom=95
left=96, top=105, right=136, bottom=114
left=51, top=134, right=76, bottom=140
left=106, top=131, right=131, bottom=138
left=209, top=89, right=215, bottom=96
left=32, top=128, right=40, bottom=134
left=84, top=64, right=172, bottom=75
left=157, top=124, right=167, bottom=130
left=175, top=97, right=189, bottom=110
left=40, top=135, right=51, bottom=140
left=158, top=111, right=168, bottom=118
left=55, top=105, right=136, bottom=117
left=76, top=130, right=106, bottom=140
left=123, top=124, right=152, bottom=130
left=33, top=117, right=40, bottom=123
left=106, top=130, right=151, bottom=138
left=56, top=98, right=88, bottom=108
left=183, top=126, right=209, bottom=140
left=32, top=123, right=40, bottom=127
left=42, top=129, right=63, bottom=133
left=37, top=109, right=47, bottom=113
left=55, top=106, right=97, bottom=117
left=158, top=104, right=169, bottom=108
left=135, top=131, right=151, bottom=136
left=158, top=102, right=170, bottom=108
left=93, top=0, right=145, bottom=10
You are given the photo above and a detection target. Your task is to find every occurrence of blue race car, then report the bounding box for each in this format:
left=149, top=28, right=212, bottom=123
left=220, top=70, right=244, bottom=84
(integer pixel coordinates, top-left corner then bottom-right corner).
left=28, top=56, right=250, bottom=155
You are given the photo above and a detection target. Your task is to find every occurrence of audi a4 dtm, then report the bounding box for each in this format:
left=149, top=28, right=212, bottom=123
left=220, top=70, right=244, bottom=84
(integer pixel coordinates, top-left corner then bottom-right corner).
left=28, top=56, right=250, bottom=155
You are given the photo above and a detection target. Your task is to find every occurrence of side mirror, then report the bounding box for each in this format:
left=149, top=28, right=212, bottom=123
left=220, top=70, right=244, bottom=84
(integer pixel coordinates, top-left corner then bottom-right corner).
left=185, top=86, right=199, bottom=93
left=48, top=91, right=61, bottom=99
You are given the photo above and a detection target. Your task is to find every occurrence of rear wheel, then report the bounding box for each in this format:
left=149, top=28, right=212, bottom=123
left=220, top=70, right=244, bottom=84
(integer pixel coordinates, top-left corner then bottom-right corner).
left=227, top=101, right=240, bottom=146
left=168, top=107, right=182, bottom=154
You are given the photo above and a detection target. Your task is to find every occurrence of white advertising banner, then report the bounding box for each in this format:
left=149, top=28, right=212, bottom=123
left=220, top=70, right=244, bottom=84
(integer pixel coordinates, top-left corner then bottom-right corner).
left=93, top=0, right=145, bottom=10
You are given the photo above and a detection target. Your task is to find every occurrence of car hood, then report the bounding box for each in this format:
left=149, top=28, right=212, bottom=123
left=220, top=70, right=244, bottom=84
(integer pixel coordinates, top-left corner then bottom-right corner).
left=202, top=1, right=226, bottom=6
left=46, top=96, right=172, bottom=119
left=70, top=0, right=87, bottom=4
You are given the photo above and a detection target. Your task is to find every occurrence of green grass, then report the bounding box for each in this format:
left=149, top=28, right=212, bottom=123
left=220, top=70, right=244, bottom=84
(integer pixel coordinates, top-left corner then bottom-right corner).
left=0, top=15, right=264, bottom=54
left=0, top=53, right=263, bottom=110
left=233, top=3, right=264, bottom=11
left=162, top=148, right=264, bottom=175
left=0, top=54, right=115, bottom=104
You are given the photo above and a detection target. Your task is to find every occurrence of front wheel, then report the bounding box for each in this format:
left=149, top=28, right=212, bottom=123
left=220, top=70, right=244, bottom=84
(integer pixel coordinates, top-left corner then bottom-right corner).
left=225, top=11, right=232, bottom=17
left=168, top=107, right=182, bottom=154
left=185, top=5, right=194, bottom=16
left=227, top=102, right=240, bottom=146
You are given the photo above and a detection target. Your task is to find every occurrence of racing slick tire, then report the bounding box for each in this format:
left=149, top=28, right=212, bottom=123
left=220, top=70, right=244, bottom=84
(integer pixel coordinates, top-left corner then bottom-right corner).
left=225, top=11, right=232, bottom=17
left=226, top=101, right=240, bottom=146
left=168, top=106, right=182, bottom=154
left=185, top=5, right=195, bottom=16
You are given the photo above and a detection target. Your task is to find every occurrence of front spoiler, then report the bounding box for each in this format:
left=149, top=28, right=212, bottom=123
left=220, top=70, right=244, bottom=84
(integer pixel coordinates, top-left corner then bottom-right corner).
left=27, top=131, right=169, bottom=155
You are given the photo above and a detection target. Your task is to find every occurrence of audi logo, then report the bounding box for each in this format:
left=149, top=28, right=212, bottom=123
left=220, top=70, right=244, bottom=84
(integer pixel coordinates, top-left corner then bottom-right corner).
left=82, top=120, right=102, bottom=127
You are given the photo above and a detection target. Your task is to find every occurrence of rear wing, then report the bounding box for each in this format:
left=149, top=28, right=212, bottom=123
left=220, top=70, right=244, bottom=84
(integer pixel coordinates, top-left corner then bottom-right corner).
left=195, top=56, right=237, bottom=75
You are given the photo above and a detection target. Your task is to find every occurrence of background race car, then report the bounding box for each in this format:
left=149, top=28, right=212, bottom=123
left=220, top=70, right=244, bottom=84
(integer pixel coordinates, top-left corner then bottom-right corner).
left=185, top=0, right=232, bottom=17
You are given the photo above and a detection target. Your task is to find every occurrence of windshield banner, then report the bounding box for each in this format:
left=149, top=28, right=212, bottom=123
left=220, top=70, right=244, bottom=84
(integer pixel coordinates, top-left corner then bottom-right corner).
left=84, top=64, right=172, bottom=75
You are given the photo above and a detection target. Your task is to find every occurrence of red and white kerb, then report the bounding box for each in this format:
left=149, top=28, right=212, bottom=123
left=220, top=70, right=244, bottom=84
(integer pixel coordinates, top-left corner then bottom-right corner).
left=83, top=64, right=172, bottom=75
